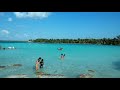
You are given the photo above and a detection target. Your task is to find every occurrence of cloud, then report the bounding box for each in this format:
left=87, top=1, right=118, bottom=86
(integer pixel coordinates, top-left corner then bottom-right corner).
left=13, top=12, right=51, bottom=19
left=8, top=17, right=12, bottom=22
left=1, top=30, right=10, bottom=35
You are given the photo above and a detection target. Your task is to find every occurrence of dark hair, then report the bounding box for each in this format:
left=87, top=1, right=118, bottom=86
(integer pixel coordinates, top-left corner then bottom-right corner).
left=38, top=57, right=41, bottom=60
left=41, top=59, right=43, bottom=61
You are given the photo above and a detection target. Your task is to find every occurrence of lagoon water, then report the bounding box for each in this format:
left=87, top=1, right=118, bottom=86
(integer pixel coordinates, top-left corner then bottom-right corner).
left=0, top=42, right=120, bottom=78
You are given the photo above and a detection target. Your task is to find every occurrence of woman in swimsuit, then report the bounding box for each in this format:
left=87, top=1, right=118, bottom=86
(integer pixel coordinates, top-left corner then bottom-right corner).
left=36, top=59, right=40, bottom=71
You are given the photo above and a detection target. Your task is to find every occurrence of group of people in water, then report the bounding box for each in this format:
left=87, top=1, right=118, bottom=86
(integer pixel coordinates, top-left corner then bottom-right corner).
left=35, top=47, right=65, bottom=71
left=58, top=47, right=65, bottom=59
left=35, top=57, right=44, bottom=71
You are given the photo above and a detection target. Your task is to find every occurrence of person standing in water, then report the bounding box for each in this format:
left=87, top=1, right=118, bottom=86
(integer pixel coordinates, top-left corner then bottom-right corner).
left=63, top=54, right=65, bottom=59
left=38, top=57, right=41, bottom=69
left=61, top=54, right=63, bottom=59
left=40, top=59, right=44, bottom=68
left=36, top=59, right=40, bottom=71
left=61, top=54, right=65, bottom=59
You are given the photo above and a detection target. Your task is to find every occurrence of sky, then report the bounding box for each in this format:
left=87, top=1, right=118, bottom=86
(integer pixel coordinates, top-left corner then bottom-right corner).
left=0, top=12, right=120, bottom=40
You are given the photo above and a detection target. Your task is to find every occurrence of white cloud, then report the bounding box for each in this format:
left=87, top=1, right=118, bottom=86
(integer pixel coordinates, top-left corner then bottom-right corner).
left=1, top=30, right=10, bottom=35
left=8, top=17, right=12, bottom=22
left=13, top=12, right=51, bottom=19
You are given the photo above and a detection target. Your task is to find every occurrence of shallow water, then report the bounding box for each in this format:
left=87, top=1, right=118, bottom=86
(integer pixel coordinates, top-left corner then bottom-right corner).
left=0, top=42, right=120, bottom=78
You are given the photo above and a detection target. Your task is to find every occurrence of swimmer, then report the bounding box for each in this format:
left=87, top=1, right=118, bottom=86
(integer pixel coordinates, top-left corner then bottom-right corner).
left=58, top=48, right=63, bottom=50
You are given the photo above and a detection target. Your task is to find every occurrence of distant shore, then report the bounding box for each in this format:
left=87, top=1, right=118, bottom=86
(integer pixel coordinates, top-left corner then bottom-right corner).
left=1, top=36, right=120, bottom=46
left=30, top=36, right=120, bottom=46
left=0, top=40, right=120, bottom=46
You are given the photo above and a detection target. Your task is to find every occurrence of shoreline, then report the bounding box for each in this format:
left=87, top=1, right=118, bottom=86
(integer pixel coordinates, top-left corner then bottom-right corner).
left=0, top=41, right=120, bottom=46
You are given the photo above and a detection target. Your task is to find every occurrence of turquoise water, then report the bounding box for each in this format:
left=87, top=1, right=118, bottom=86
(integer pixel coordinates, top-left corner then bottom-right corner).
left=0, top=42, right=120, bottom=78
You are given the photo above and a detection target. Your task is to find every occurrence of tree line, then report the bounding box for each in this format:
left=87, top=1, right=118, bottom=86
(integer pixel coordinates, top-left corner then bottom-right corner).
left=29, top=35, right=120, bottom=45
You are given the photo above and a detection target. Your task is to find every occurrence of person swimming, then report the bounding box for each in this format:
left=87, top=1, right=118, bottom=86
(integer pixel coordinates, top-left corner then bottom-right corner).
left=58, top=48, right=63, bottom=50
left=3, top=48, right=6, bottom=50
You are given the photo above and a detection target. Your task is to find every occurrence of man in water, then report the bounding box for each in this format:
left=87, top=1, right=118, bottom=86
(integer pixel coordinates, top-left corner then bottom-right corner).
left=38, top=57, right=42, bottom=68
left=40, top=59, right=44, bottom=68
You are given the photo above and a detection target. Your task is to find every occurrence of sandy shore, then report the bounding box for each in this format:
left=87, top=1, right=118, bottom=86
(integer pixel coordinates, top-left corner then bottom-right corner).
left=5, top=74, right=66, bottom=78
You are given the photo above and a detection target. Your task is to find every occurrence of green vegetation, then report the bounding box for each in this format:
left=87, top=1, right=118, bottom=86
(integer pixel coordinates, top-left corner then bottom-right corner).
left=30, top=35, right=120, bottom=46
